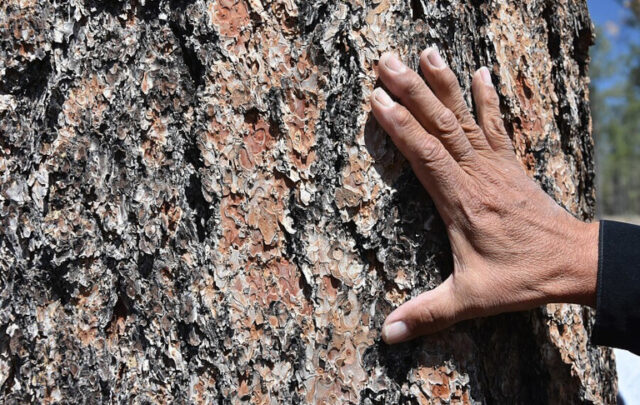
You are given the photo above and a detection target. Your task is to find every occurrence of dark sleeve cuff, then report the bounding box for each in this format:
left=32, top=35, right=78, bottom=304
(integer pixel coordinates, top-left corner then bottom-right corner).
left=591, top=220, right=640, bottom=355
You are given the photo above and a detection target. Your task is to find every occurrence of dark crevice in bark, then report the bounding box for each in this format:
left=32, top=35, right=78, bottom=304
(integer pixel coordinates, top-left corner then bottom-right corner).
left=104, top=291, right=131, bottom=335
left=381, top=170, right=447, bottom=284
left=298, top=1, right=331, bottom=36
left=39, top=247, right=72, bottom=305
left=183, top=110, right=205, bottom=207
left=472, top=313, right=551, bottom=403
left=87, top=0, right=126, bottom=17
left=296, top=262, right=314, bottom=304
left=573, top=23, right=594, bottom=77
left=138, top=0, right=162, bottom=21
left=168, top=0, right=198, bottom=11
left=137, top=252, right=155, bottom=278
left=176, top=321, right=199, bottom=365
left=410, top=0, right=426, bottom=20
left=169, top=21, right=205, bottom=88
left=363, top=339, right=420, bottom=387
left=283, top=195, right=311, bottom=264
left=543, top=3, right=574, bottom=167
left=184, top=173, right=213, bottom=242
left=137, top=0, right=198, bottom=21
left=44, top=87, right=66, bottom=142
left=183, top=127, right=205, bottom=179
left=2, top=355, right=21, bottom=397
left=0, top=55, right=51, bottom=99
left=266, top=88, right=288, bottom=140
left=543, top=4, right=562, bottom=60
left=358, top=387, right=387, bottom=404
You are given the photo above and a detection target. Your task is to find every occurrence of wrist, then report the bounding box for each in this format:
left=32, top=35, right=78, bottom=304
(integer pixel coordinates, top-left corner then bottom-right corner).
left=547, top=219, right=599, bottom=307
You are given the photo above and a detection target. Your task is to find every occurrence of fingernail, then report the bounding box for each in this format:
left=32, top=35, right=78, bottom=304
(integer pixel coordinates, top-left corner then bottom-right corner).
left=374, top=88, right=394, bottom=107
left=480, top=67, right=493, bottom=87
left=383, top=53, right=406, bottom=73
left=382, top=321, right=409, bottom=344
left=426, top=47, right=445, bottom=69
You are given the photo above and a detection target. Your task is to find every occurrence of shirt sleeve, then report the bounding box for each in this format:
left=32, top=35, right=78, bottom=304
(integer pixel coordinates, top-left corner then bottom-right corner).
left=591, top=220, right=640, bottom=355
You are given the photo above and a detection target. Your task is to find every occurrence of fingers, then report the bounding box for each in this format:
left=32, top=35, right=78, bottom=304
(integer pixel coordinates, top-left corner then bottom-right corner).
left=370, top=88, right=465, bottom=204
left=381, top=277, right=461, bottom=344
left=377, top=52, right=476, bottom=163
left=471, top=67, right=516, bottom=159
left=419, top=47, right=491, bottom=152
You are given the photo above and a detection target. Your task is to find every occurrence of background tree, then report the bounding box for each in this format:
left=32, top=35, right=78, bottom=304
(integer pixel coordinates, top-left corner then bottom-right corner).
left=626, top=0, right=640, bottom=22
left=593, top=1, right=640, bottom=214
left=0, top=0, right=616, bottom=403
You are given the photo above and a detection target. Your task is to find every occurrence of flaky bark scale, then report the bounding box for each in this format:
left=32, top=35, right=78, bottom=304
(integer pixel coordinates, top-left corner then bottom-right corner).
left=0, top=0, right=616, bottom=403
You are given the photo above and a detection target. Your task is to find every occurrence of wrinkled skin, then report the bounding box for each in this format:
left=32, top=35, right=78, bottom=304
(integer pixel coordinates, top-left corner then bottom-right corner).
left=370, top=49, right=599, bottom=344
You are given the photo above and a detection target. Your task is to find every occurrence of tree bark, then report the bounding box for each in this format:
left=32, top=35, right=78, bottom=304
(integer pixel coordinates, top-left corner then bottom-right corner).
left=0, top=0, right=616, bottom=403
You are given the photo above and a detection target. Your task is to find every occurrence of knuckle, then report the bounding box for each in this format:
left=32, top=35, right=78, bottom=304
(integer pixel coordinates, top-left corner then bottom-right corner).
left=392, top=106, right=415, bottom=129
left=463, top=207, right=492, bottom=235
left=401, top=75, right=425, bottom=99
left=413, top=306, right=436, bottom=329
left=456, top=142, right=477, bottom=163
left=464, top=195, right=486, bottom=219
left=461, top=188, right=503, bottom=229
left=434, top=107, right=459, bottom=133
left=416, top=137, right=445, bottom=164
left=484, top=88, right=501, bottom=106
left=443, top=71, right=461, bottom=94
left=485, top=113, right=507, bottom=137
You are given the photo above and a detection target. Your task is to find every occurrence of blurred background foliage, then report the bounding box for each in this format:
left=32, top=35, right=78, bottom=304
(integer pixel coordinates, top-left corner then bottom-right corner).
left=591, top=0, right=640, bottom=215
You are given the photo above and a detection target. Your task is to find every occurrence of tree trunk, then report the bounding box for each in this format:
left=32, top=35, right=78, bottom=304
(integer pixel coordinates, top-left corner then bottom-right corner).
left=0, top=0, right=617, bottom=403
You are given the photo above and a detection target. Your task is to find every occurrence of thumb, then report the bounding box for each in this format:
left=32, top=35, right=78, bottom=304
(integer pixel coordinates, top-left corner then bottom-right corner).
left=381, top=277, right=461, bottom=344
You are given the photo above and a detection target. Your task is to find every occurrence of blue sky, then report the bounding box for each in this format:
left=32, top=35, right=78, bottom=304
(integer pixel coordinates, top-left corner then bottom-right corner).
left=588, top=1, right=640, bottom=110
left=587, top=0, right=633, bottom=90
left=587, top=0, right=640, bottom=67
left=587, top=0, right=625, bottom=26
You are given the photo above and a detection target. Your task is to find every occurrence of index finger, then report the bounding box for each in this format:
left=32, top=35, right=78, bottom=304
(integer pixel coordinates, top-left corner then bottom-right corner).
left=370, top=87, right=466, bottom=209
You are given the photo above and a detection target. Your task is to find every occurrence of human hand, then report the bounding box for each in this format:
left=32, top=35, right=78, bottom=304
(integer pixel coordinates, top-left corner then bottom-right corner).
left=370, top=48, right=599, bottom=344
